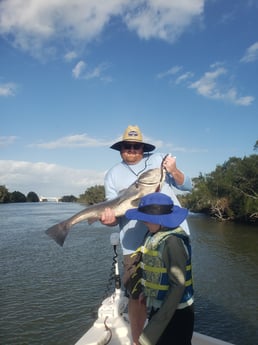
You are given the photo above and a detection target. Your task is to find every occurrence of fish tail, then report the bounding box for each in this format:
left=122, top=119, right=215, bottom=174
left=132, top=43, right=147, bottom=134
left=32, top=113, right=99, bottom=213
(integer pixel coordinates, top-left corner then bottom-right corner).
left=45, top=221, right=71, bottom=247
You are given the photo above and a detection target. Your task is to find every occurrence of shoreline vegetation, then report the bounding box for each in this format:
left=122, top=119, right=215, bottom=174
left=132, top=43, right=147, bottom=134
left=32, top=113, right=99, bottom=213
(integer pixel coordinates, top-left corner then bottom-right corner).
left=179, top=154, right=258, bottom=224
left=1, top=152, right=257, bottom=225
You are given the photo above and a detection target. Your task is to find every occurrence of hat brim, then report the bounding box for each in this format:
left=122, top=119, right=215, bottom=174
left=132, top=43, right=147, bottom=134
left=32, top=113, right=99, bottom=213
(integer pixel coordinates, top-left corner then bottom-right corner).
left=125, top=205, right=188, bottom=228
left=110, top=141, right=156, bottom=152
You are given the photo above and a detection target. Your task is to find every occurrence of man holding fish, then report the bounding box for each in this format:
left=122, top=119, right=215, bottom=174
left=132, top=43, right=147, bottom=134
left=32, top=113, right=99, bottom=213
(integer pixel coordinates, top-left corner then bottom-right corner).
left=100, top=125, right=192, bottom=345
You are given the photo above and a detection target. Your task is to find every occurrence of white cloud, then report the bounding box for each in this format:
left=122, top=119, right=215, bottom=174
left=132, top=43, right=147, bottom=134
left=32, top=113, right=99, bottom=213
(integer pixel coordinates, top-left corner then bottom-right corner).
left=0, top=160, right=105, bottom=197
left=72, top=60, right=86, bottom=79
left=0, top=0, right=205, bottom=58
left=64, top=51, right=78, bottom=62
left=29, top=132, right=165, bottom=154
left=225, top=90, right=254, bottom=106
left=0, top=83, right=17, bottom=96
left=156, top=66, right=182, bottom=79
left=84, top=63, right=112, bottom=82
left=175, top=72, right=194, bottom=84
left=0, top=136, right=17, bottom=147
left=240, top=41, right=258, bottom=63
left=30, top=134, right=112, bottom=149
left=190, top=67, right=227, bottom=98
left=157, top=63, right=254, bottom=106
left=125, top=0, right=204, bottom=42
left=72, top=61, right=112, bottom=82
left=189, top=67, right=254, bottom=106
left=156, top=66, right=193, bottom=85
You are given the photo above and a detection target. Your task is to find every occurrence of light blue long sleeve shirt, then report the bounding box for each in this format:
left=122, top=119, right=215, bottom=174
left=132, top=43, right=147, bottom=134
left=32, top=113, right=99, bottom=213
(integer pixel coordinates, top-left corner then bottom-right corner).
left=104, top=152, right=192, bottom=255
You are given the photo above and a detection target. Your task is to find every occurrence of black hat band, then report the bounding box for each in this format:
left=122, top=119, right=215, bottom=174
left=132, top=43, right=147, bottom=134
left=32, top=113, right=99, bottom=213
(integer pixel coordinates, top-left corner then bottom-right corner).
left=138, top=204, right=173, bottom=215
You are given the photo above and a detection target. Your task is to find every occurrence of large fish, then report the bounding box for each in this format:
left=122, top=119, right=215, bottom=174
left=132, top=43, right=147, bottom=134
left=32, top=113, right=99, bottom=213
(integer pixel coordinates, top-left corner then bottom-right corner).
left=46, top=164, right=166, bottom=247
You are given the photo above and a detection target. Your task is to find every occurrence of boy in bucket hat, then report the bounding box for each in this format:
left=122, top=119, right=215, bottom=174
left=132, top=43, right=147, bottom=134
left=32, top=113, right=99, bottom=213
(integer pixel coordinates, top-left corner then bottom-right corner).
left=125, top=193, right=194, bottom=345
left=100, top=125, right=192, bottom=344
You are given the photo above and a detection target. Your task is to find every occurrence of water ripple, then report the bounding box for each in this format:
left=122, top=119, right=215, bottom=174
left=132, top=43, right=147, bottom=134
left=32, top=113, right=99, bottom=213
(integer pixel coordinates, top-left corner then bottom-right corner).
left=0, top=204, right=257, bottom=345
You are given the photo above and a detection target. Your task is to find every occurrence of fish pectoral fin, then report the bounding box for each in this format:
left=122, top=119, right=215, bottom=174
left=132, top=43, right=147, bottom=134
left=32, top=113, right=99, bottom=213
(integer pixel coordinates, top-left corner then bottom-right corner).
left=131, top=198, right=141, bottom=207
left=88, top=217, right=99, bottom=225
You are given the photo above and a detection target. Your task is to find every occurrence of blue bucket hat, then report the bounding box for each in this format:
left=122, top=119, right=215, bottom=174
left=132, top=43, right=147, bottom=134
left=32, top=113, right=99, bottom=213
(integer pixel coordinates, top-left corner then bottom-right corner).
left=125, top=192, right=188, bottom=228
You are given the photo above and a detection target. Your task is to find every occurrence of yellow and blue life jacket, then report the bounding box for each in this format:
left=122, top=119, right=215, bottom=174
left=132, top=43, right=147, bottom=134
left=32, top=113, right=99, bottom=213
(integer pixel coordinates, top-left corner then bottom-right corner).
left=133, top=227, right=193, bottom=309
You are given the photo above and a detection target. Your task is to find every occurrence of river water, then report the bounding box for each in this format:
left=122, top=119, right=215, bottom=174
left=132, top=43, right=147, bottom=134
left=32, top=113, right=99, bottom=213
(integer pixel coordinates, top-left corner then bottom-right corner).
left=0, top=203, right=257, bottom=345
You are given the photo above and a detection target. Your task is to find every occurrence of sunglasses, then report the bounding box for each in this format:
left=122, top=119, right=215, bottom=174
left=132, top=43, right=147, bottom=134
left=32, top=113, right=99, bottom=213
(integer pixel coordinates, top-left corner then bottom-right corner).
left=123, top=143, right=143, bottom=150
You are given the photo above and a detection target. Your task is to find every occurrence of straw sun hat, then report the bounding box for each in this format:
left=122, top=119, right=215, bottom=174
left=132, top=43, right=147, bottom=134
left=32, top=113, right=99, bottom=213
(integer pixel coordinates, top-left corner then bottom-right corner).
left=110, top=125, right=156, bottom=152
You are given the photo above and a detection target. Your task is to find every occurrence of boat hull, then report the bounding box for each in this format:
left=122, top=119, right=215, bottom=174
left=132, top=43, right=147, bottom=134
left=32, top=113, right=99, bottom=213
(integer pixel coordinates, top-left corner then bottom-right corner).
left=74, top=290, right=234, bottom=345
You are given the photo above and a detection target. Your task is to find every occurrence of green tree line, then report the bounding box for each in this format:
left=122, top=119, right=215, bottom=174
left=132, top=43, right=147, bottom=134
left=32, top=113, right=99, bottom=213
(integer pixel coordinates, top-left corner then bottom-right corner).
left=179, top=153, right=258, bottom=224
left=78, top=185, right=105, bottom=204
left=0, top=185, right=105, bottom=205
left=0, top=187, right=41, bottom=203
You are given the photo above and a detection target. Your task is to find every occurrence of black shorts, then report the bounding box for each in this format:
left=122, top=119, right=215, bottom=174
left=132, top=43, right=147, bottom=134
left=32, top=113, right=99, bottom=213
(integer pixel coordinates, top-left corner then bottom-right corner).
left=149, top=304, right=195, bottom=345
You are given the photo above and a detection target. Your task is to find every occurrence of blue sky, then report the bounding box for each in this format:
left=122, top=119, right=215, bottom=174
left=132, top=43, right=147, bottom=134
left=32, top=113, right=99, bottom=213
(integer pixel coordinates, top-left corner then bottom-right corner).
left=1, top=0, right=257, bottom=197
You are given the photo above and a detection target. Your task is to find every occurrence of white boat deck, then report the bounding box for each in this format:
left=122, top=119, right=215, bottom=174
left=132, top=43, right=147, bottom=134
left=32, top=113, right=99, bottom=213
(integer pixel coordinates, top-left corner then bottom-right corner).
left=74, top=291, right=234, bottom=345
